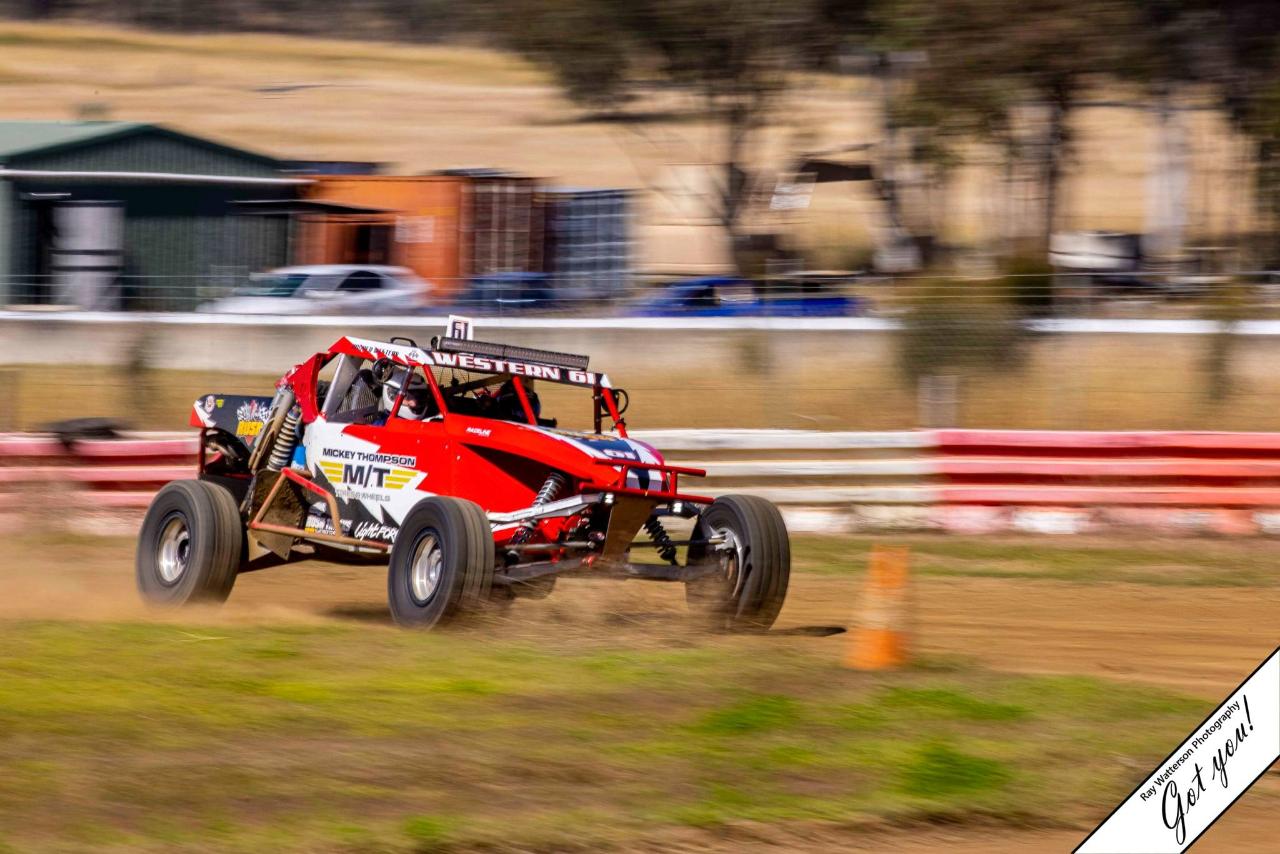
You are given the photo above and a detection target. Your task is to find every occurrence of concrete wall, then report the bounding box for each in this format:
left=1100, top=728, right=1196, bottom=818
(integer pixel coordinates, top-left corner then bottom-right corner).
left=4, top=314, right=1280, bottom=432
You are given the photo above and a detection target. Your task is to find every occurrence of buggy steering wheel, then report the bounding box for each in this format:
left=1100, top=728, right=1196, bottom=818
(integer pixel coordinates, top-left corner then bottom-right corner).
left=370, top=358, right=397, bottom=384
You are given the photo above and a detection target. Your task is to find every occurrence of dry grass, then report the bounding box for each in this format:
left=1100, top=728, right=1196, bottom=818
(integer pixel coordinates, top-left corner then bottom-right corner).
left=0, top=20, right=1257, bottom=252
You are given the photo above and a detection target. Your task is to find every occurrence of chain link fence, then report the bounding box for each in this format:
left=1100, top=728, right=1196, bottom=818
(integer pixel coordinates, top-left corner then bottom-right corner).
left=5, top=267, right=1280, bottom=315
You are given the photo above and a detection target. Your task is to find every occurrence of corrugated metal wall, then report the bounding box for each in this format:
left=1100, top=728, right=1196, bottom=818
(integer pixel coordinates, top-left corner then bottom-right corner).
left=541, top=188, right=631, bottom=300
left=7, top=183, right=292, bottom=310
left=3, top=132, right=292, bottom=310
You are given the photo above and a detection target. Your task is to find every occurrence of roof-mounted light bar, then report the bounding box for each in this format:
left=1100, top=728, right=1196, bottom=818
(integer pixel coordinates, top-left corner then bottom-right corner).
left=436, top=336, right=590, bottom=372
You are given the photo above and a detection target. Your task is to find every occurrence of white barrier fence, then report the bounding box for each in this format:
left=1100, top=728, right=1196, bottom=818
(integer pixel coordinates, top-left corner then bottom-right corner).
left=10, top=428, right=1280, bottom=537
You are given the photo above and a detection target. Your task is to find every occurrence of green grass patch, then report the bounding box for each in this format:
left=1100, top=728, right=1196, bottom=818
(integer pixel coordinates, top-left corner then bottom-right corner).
left=0, top=619, right=1209, bottom=851
left=403, top=815, right=458, bottom=852
left=694, top=694, right=801, bottom=735
left=878, top=686, right=1030, bottom=722
left=898, top=742, right=1013, bottom=797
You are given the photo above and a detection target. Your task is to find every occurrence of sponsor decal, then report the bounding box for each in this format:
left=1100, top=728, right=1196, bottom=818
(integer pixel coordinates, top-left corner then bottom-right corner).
left=338, top=489, right=391, bottom=503
left=1077, top=647, right=1280, bottom=853
left=466, top=426, right=492, bottom=437
left=316, top=448, right=420, bottom=505
left=342, top=336, right=608, bottom=387
left=304, top=514, right=336, bottom=536
left=195, top=395, right=218, bottom=427
left=340, top=338, right=609, bottom=386
left=317, top=459, right=418, bottom=491
left=321, top=448, right=416, bottom=468
left=352, top=521, right=398, bottom=542
left=429, top=350, right=569, bottom=382
left=304, top=516, right=397, bottom=542
left=235, top=399, right=271, bottom=438
left=429, top=352, right=603, bottom=387
left=344, top=337, right=427, bottom=365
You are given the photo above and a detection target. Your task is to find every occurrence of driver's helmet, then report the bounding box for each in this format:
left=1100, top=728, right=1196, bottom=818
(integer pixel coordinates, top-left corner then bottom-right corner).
left=384, top=373, right=432, bottom=420
left=380, top=379, right=401, bottom=414
left=399, top=387, right=432, bottom=420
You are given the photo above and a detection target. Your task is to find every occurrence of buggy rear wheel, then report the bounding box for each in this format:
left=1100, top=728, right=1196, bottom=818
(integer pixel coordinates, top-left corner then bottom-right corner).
left=387, top=497, right=496, bottom=629
left=136, top=480, right=242, bottom=606
left=686, top=495, right=790, bottom=632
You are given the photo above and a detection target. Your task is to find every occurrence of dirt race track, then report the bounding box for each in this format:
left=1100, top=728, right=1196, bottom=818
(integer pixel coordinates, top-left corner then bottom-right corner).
left=5, top=540, right=1272, bottom=698
left=3, top=535, right=1279, bottom=852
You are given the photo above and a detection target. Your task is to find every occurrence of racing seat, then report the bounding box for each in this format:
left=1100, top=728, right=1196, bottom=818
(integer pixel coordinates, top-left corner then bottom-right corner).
left=493, top=380, right=556, bottom=428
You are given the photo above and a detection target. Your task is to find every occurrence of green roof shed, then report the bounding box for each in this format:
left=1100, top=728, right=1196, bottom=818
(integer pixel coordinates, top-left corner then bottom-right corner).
left=0, top=121, right=307, bottom=310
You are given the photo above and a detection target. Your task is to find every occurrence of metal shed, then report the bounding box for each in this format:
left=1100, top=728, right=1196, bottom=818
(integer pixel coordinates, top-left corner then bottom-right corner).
left=0, top=121, right=307, bottom=310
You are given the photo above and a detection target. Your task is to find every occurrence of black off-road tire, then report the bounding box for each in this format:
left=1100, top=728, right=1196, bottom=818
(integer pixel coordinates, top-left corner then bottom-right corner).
left=686, top=495, right=790, bottom=632
left=387, top=497, right=496, bottom=628
left=136, top=480, right=242, bottom=606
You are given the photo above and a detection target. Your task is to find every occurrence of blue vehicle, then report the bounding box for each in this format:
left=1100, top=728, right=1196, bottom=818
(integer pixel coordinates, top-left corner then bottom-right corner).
left=449, top=272, right=558, bottom=315
left=625, top=276, right=860, bottom=318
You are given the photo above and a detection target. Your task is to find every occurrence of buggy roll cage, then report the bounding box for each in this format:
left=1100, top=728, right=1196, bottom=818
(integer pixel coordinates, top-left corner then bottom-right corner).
left=307, top=334, right=631, bottom=436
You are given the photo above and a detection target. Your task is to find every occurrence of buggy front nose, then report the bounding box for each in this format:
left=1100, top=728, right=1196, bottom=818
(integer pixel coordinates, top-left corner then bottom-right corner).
left=587, top=458, right=713, bottom=505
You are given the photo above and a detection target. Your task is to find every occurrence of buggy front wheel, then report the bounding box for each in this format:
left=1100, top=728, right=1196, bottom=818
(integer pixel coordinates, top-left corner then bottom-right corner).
left=685, top=495, right=790, bottom=632
left=387, top=497, right=496, bottom=628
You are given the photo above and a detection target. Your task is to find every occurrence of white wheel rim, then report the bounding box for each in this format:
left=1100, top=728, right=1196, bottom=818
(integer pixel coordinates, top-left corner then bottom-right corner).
left=709, top=525, right=743, bottom=597
left=410, top=532, right=444, bottom=604
left=157, top=515, right=190, bottom=584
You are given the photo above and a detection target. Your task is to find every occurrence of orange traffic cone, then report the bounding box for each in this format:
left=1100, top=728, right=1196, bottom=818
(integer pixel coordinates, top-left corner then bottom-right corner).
left=846, top=545, right=911, bottom=670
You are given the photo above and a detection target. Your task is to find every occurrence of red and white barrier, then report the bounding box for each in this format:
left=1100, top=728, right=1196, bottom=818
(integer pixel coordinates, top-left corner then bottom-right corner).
left=926, top=429, right=1280, bottom=534
left=7, top=429, right=1280, bottom=536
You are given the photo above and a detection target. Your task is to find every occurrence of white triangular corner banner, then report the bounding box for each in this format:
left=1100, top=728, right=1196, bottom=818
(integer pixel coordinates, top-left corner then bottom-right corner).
left=1076, top=647, right=1280, bottom=853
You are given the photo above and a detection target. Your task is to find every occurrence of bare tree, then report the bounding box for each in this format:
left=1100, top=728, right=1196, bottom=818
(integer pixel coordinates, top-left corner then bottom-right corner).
left=887, top=0, right=1135, bottom=248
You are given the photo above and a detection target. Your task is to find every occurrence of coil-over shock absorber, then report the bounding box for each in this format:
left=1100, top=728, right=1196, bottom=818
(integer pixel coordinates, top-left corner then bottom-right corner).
left=266, top=405, right=302, bottom=472
left=510, top=471, right=568, bottom=546
left=644, top=516, right=678, bottom=565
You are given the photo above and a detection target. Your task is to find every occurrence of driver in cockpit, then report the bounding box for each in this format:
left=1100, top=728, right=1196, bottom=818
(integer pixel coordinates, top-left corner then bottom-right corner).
left=376, top=367, right=437, bottom=423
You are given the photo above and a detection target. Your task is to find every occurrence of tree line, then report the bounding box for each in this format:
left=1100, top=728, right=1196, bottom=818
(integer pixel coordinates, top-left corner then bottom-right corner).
left=9, top=0, right=1280, bottom=260
left=503, top=0, right=1280, bottom=260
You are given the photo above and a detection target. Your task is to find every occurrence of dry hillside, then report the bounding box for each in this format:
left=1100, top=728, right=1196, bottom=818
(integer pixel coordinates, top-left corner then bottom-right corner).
left=0, top=20, right=1258, bottom=262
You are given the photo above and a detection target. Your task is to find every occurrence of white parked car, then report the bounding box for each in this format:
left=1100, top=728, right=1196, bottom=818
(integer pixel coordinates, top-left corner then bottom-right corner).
left=200, top=266, right=429, bottom=315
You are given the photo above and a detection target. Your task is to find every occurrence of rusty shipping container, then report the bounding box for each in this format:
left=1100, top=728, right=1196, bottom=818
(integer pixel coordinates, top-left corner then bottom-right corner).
left=462, top=174, right=544, bottom=277
left=299, top=173, right=545, bottom=300
left=299, top=176, right=466, bottom=296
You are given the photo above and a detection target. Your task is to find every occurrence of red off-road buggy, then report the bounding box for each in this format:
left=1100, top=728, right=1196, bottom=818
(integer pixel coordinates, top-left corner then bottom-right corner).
left=136, top=328, right=790, bottom=629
